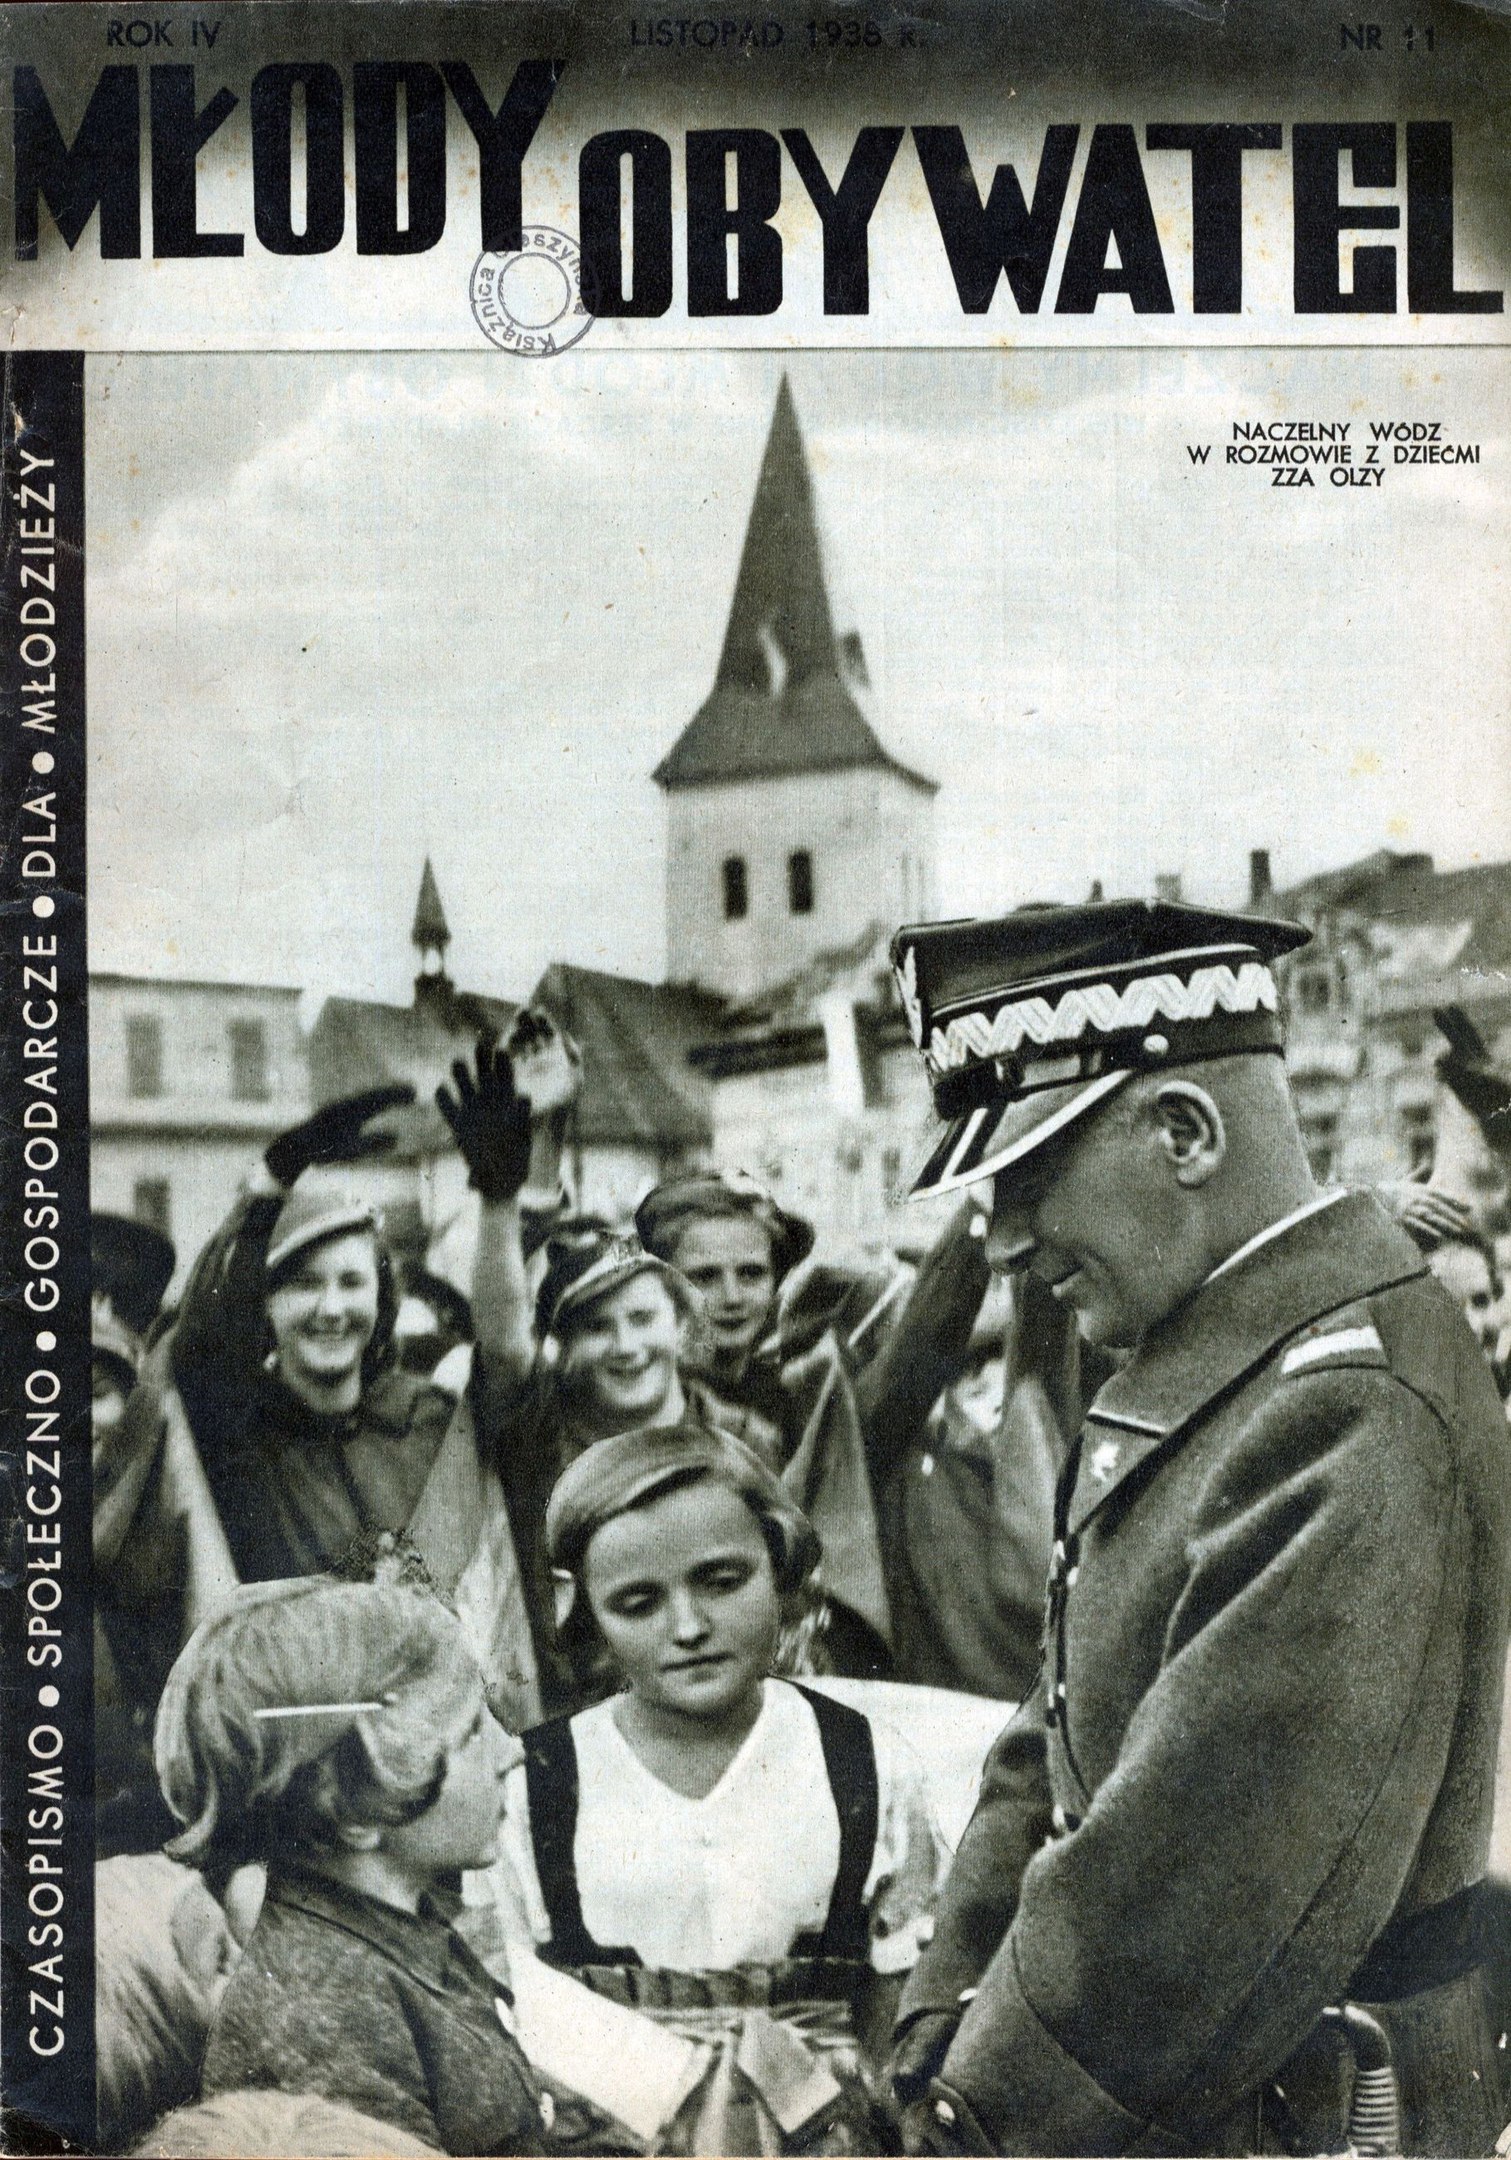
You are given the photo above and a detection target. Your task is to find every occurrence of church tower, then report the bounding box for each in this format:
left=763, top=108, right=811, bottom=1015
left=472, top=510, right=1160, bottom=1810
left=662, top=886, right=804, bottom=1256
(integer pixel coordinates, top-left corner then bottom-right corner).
left=656, top=378, right=937, bottom=1002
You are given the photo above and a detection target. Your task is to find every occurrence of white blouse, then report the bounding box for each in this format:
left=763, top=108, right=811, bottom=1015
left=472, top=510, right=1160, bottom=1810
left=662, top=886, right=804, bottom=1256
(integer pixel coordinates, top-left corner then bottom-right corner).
left=483, top=1680, right=945, bottom=1977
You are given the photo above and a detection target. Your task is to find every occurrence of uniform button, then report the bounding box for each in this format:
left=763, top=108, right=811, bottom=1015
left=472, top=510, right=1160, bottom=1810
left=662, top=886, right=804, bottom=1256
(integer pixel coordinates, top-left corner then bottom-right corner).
left=934, top=2100, right=957, bottom=2128
left=920, top=1453, right=935, bottom=1478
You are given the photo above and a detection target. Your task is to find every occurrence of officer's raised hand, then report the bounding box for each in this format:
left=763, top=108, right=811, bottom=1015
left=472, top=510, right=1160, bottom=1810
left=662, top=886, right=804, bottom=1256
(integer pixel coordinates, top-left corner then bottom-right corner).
left=436, top=1032, right=533, bottom=1205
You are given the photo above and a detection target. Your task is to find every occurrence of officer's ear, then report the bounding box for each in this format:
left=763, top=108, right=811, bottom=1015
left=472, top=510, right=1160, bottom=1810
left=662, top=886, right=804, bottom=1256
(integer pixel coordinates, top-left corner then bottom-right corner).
left=1150, top=1081, right=1225, bottom=1187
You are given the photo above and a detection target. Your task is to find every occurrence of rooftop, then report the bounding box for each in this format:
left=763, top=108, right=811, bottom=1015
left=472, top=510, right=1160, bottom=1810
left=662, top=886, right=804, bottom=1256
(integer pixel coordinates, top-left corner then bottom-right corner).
left=306, top=976, right=519, bottom=1160
left=531, top=962, right=724, bottom=1150
left=1276, top=851, right=1511, bottom=979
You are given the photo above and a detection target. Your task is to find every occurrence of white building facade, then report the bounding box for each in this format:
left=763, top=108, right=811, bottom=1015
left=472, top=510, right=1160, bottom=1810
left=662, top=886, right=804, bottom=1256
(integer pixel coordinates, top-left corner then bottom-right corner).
left=89, top=973, right=310, bottom=1290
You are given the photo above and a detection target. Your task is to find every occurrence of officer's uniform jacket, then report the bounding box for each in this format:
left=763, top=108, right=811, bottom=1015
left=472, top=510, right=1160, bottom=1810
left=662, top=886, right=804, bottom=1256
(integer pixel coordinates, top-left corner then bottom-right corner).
left=899, top=1190, right=1511, bottom=2155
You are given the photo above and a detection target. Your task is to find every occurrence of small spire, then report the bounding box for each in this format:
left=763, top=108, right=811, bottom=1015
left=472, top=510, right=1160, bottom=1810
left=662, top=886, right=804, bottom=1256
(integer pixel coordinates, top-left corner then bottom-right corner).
left=412, top=858, right=450, bottom=974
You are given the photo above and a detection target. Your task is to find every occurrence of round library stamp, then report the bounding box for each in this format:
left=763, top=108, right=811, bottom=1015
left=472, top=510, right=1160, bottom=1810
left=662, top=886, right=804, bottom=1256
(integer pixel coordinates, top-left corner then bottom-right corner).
left=470, top=228, right=596, bottom=356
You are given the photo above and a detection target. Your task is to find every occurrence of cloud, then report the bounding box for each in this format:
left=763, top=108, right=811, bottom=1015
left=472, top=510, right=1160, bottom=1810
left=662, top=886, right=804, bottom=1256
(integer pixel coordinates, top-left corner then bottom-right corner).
left=87, top=347, right=1508, bottom=995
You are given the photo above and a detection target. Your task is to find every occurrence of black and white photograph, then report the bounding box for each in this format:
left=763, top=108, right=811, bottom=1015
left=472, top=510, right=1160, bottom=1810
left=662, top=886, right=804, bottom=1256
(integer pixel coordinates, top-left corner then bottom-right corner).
left=3, top=4, right=1511, bottom=2154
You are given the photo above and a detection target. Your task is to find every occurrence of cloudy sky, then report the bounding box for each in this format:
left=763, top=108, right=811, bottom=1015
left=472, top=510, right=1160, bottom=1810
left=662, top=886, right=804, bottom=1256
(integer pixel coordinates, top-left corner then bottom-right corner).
left=87, top=345, right=1507, bottom=1008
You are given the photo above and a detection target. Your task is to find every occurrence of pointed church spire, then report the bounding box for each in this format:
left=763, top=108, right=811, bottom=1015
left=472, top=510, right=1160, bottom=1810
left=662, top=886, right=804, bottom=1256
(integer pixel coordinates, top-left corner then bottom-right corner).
left=654, top=378, right=932, bottom=793
left=411, top=858, right=451, bottom=977
left=711, top=375, right=848, bottom=699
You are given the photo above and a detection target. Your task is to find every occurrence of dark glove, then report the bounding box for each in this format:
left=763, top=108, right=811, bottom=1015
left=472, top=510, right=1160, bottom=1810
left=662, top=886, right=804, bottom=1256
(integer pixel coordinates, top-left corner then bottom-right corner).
left=264, top=1084, right=416, bottom=1188
left=890, top=2009, right=961, bottom=2110
left=1438, top=1054, right=1511, bottom=1139
left=1434, top=1003, right=1492, bottom=1068
left=436, top=1033, right=533, bottom=1204
left=1430, top=1007, right=1511, bottom=1159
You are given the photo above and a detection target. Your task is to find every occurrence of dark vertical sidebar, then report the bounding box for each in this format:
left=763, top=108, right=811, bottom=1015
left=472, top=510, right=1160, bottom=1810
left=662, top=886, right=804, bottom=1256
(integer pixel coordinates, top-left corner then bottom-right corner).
left=0, top=354, right=94, bottom=2153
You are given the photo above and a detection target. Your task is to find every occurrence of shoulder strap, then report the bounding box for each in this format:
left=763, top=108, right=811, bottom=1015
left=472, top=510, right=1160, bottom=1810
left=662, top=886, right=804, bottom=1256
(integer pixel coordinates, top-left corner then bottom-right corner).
left=522, top=1718, right=596, bottom=1967
left=793, top=1685, right=879, bottom=1960
left=521, top=1718, right=641, bottom=1969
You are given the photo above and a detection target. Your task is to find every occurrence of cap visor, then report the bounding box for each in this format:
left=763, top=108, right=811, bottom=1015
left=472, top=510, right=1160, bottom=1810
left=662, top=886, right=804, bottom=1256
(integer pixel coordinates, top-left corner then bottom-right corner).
left=551, top=1252, right=695, bottom=1334
left=905, top=1071, right=1131, bottom=1201
left=266, top=1200, right=379, bottom=1276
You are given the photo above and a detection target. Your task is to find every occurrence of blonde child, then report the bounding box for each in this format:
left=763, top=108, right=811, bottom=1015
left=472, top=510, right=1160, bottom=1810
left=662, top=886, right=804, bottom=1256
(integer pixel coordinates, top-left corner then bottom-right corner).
left=154, top=1576, right=554, bottom=2156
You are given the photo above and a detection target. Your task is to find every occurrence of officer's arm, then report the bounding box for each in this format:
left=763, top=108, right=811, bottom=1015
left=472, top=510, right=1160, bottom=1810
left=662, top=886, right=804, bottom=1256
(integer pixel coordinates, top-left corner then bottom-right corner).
left=935, top=1371, right=1474, bottom=2155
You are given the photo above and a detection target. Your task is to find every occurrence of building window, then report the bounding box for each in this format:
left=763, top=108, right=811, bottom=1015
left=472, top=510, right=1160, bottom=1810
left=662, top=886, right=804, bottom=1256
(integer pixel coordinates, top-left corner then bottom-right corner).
left=722, top=856, right=749, bottom=921
left=133, top=1177, right=171, bottom=1240
left=1293, top=966, right=1332, bottom=1017
left=787, top=849, right=815, bottom=916
left=1299, top=1110, right=1339, bottom=1183
left=1399, top=1101, right=1435, bottom=1174
left=125, top=1015, right=164, bottom=1098
left=229, top=1018, right=270, bottom=1101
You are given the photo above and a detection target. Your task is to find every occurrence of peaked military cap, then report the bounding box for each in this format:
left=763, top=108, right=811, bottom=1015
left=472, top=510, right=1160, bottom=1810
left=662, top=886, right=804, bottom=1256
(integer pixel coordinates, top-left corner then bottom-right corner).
left=892, top=899, right=1311, bottom=1199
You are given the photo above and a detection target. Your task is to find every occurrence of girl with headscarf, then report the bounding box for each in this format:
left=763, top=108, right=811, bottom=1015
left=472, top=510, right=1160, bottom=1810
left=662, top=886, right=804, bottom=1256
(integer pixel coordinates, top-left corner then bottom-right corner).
left=470, top=1424, right=947, bottom=2155
left=153, top=1576, right=555, bottom=2157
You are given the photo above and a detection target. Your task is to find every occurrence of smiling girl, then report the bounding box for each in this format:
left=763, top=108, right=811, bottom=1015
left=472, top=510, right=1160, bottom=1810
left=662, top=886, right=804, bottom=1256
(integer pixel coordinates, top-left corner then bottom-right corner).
left=474, top=1424, right=946, bottom=2154
left=634, top=1171, right=815, bottom=1460
left=102, top=1069, right=548, bottom=1739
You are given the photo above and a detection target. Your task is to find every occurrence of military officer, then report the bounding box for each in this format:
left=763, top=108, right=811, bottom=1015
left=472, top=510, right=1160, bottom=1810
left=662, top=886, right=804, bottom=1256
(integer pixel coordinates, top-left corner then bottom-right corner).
left=887, top=899, right=1511, bottom=2156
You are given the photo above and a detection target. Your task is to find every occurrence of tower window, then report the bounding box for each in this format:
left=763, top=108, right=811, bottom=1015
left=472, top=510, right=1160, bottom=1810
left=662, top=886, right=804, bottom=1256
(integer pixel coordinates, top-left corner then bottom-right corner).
left=787, top=849, right=815, bottom=916
left=229, top=1019, right=270, bottom=1102
left=721, top=856, right=749, bottom=921
left=125, top=1015, right=164, bottom=1098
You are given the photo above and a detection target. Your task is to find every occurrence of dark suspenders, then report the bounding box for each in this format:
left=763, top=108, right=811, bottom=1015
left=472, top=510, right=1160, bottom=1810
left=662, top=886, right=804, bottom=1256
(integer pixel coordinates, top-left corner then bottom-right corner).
left=792, top=1685, right=880, bottom=1962
left=523, top=1687, right=881, bottom=1967
left=522, top=1716, right=639, bottom=1968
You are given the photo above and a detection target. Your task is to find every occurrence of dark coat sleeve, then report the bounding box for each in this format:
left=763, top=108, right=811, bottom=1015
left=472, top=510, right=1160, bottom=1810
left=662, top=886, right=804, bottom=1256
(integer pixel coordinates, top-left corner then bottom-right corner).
left=857, top=1203, right=990, bottom=1486
left=169, top=1189, right=282, bottom=1442
left=931, top=1369, right=1473, bottom=2153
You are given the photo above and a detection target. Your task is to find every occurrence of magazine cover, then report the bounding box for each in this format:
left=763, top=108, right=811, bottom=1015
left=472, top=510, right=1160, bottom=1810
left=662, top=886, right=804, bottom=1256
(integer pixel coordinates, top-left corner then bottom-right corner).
left=2, top=2, right=1509, bottom=2152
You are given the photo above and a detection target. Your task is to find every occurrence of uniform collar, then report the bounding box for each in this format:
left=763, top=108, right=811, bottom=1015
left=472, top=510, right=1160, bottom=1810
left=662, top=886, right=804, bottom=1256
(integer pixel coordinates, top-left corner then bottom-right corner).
left=1202, top=1185, right=1348, bottom=1284
left=1067, top=1190, right=1425, bottom=1535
